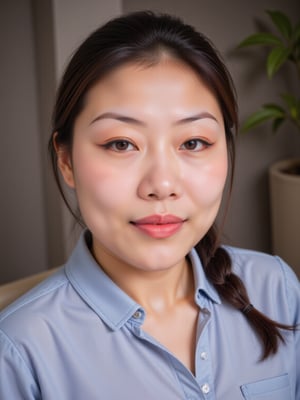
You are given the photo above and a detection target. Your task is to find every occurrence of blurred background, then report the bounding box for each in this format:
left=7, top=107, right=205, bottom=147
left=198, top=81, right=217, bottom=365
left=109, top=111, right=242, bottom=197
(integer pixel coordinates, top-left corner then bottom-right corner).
left=1, top=0, right=299, bottom=284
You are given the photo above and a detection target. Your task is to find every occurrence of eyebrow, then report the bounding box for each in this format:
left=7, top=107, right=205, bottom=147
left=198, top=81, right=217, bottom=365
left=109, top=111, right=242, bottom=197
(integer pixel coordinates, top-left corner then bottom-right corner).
left=90, top=112, right=146, bottom=126
left=89, top=111, right=218, bottom=126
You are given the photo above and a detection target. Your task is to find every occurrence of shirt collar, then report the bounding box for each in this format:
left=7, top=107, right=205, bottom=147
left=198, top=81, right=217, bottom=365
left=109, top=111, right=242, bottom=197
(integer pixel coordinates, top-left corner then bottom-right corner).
left=65, top=231, right=141, bottom=331
left=65, top=231, right=221, bottom=331
left=189, top=248, right=222, bottom=305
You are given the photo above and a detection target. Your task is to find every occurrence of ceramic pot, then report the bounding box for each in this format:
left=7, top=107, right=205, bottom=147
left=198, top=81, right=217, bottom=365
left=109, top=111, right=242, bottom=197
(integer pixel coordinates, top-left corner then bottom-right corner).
left=269, top=158, right=300, bottom=278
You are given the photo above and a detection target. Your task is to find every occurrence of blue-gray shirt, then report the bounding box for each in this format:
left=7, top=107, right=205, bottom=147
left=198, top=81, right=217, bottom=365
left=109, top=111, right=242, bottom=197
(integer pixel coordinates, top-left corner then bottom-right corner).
left=0, top=231, right=299, bottom=399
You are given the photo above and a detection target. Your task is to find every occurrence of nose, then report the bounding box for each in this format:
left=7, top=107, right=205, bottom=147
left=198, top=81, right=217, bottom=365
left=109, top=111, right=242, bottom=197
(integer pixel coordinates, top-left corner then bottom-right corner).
left=137, top=152, right=183, bottom=201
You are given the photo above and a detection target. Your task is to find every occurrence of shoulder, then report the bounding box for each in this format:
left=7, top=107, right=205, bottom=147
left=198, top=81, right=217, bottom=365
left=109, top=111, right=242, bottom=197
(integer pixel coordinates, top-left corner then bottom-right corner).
left=0, top=267, right=69, bottom=335
left=224, top=246, right=300, bottom=323
left=0, top=267, right=73, bottom=383
left=0, top=269, right=72, bottom=398
left=225, top=245, right=297, bottom=279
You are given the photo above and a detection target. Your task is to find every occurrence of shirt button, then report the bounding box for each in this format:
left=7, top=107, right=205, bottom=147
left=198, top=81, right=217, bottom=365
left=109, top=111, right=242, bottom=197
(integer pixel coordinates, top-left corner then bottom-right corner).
left=200, top=351, right=208, bottom=360
left=201, top=383, right=210, bottom=394
left=133, top=311, right=142, bottom=319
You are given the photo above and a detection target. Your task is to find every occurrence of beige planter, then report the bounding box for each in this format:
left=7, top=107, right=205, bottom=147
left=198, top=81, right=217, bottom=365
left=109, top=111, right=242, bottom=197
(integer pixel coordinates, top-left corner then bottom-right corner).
left=269, top=159, right=300, bottom=278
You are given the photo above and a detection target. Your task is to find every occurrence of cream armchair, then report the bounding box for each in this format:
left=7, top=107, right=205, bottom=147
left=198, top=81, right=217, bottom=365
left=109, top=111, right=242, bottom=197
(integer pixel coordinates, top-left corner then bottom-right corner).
left=0, top=269, right=58, bottom=311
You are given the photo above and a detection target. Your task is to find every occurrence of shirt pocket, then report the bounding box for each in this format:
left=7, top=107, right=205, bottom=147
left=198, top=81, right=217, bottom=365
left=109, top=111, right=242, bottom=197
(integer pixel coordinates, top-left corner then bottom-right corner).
left=240, top=373, right=291, bottom=400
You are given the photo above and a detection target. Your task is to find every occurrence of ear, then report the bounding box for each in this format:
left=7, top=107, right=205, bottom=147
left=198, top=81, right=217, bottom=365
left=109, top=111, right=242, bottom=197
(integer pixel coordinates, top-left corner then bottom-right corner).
left=53, top=132, right=75, bottom=188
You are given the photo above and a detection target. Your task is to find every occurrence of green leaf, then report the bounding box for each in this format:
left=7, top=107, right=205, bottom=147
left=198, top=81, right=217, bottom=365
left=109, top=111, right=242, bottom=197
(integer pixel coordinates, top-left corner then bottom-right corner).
left=272, top=118, right=284, bottom=132
left=281, top=93, right=298, bottom=109
left=263, top=103, right=286, bottom=113
left=238, top=33, right=282, bottom=48
left=267, top=46, right=291, bottom=77
left=290, top=107, right=299, bottom=120
left=280, top=96, right=300, bottom=124
left=266, top=10, right=293, bottom=39
left=241, top=105, right=285, bottom=132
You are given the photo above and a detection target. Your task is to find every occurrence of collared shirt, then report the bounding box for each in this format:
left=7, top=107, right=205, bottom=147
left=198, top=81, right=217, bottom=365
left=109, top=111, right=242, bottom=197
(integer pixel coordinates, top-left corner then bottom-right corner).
left=0, top=231, right=299, bottom=399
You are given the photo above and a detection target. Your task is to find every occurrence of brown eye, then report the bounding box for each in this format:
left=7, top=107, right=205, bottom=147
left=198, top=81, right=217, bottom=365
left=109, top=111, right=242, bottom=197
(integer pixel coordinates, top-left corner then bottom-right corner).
left=102, top=140, right=136, bottom=152
left=114, top=140, right=131, bottom=151
left=180, top=139, right=210, bottom=151
left=183, top=139, right=200, bottom=150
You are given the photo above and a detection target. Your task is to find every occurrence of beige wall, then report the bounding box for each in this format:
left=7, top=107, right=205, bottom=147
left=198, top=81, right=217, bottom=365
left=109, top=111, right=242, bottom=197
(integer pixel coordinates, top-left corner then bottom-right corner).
left=0, top=0, right=122, bottom=284
left=0, top=0, right=299, bottom=284
left=0, top=0, right=48, bottom=283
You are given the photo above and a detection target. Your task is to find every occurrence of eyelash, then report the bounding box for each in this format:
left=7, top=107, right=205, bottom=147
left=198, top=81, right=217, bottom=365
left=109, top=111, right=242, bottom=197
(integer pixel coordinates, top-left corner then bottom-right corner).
left=101, top=139, right=137, bottom=152
left=180, top=138, right=212, bottom=152
left=101, top=138, right=212, bottom=153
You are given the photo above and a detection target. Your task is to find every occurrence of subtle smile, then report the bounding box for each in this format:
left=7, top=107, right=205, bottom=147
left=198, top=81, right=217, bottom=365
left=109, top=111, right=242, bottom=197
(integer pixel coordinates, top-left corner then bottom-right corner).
left=131, top=214, right=185, bottom=239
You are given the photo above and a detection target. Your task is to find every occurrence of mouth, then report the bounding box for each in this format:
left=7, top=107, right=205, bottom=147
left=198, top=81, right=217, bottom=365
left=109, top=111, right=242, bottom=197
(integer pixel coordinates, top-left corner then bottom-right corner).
left=130, top=214, right=185, bottom=239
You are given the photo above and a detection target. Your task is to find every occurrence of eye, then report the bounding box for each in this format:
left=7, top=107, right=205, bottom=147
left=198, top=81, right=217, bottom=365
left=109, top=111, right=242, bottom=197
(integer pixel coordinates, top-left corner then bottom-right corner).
left=102, top=139, right=137, bottom=152
left=180, top=138, right=211, bottom=152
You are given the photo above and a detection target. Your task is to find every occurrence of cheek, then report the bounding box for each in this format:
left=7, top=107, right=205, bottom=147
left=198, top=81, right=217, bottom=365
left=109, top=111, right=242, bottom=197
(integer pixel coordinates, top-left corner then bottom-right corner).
left=72, top=150, right=134, bottom=212
left=187, top=154, right=228, bottom=206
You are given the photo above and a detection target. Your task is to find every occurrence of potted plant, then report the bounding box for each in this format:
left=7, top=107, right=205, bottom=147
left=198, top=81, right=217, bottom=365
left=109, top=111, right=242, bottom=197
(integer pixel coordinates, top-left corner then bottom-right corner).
left=237, top=10, right=300, bottom=276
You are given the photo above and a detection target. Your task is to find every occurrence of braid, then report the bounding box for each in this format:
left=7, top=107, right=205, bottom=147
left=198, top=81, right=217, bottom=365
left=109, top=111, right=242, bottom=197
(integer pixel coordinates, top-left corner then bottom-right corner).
left=196, top=225, right=296, bottom=360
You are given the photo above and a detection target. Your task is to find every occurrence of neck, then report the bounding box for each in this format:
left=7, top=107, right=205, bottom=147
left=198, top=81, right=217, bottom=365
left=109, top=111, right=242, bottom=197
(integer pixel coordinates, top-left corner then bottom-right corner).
left=92, top=245, right=194, bottom=314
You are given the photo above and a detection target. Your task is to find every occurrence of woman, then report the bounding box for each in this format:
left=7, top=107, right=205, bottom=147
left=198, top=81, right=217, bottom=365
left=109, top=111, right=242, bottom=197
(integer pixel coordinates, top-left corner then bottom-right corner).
left=0, top=11, right=299, bottom=400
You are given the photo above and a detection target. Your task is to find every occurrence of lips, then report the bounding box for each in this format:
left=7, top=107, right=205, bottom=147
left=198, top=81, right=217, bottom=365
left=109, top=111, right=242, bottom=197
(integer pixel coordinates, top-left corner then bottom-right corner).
left=133, top=214, right=184, bottom=225
left=131, top=214, right=185, bottom=238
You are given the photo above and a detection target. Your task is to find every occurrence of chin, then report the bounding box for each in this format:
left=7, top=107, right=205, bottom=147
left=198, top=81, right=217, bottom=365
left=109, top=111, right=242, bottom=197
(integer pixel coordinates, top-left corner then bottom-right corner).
left=133, top=246, right=191, bottom=271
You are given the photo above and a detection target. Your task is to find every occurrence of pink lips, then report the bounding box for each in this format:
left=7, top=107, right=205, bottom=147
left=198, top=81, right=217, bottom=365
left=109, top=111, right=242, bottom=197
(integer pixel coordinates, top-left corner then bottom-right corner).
left=131, top=214, right=185, bottom=238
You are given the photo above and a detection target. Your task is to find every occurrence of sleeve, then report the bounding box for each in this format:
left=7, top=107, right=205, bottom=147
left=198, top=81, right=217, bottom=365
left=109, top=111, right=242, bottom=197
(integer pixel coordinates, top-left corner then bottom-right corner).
left=276, top=257, right=300, bottom=400
left=0, top=330, right=41, bottom=400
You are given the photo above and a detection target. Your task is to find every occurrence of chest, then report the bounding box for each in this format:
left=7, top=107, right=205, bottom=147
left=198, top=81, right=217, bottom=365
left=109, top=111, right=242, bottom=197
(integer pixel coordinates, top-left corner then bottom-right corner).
left=29, top=305, right=296, bottom=400
left=141, top=302, right=199, bottom=373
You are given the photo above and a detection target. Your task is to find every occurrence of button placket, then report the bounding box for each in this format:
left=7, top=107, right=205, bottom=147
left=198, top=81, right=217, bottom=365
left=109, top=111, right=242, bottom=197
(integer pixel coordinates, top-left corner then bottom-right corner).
left=195, top=324, right=214, bottom=398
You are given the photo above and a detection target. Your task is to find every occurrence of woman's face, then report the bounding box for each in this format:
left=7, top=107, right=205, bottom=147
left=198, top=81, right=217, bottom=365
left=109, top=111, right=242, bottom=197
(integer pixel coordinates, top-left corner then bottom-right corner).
left=58, top=58, right=228, bottom=273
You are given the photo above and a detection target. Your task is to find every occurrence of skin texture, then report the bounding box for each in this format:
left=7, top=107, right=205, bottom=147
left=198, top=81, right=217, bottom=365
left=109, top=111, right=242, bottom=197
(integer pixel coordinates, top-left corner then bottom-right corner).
left=57, top=57, right=228, bottom=372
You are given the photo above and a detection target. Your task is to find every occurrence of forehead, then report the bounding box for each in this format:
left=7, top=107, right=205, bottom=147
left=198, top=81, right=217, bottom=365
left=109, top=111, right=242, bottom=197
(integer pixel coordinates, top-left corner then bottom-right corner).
left=100, top=58, right=200, bottom=88
left=83, top=58, right=222, bottom=119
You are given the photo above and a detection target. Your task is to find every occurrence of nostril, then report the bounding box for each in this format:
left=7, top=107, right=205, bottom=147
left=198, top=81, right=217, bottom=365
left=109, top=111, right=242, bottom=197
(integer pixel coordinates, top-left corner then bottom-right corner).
left=138, top=177, right=182, bottom=201
left=147, top=192, right=177, bottom=199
